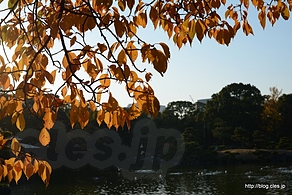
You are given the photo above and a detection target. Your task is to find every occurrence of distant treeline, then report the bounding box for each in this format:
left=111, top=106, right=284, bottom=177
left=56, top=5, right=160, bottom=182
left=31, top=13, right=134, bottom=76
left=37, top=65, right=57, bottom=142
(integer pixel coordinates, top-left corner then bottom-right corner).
left=1, top=83, right=292, bottom=166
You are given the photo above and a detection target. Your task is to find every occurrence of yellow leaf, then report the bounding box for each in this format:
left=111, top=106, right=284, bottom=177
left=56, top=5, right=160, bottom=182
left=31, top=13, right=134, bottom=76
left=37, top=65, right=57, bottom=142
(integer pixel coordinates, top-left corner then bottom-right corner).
left=99, top=74, right=110, bottom=89
left=137, top=11, right=147, bottom=28
left=16, top=113, right=25, bottom=131
left=33, top=159, right=39, bottom=173
left=11, top=138, right=21, bottom=156
left=39, top=128, right=50, bottom=147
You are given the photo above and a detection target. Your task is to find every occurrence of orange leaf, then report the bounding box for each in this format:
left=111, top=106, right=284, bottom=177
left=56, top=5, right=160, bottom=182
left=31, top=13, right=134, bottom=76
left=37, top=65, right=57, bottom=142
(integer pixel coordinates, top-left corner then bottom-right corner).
left=13, top=160, right=23, bottom=184
left=242, top=0, right=249, bottom=9
left=24, top=162, right=34, bottom=180
left=96, top=109, right=105, bottom=126
left=39, top=128, right=50, bottom=147
left=16, top=113, right=25, bottom=131
left=43, top=110, right=55, bottom=130
left=89, top=101, right=96, bottom=111
left=61, top=86, right=67, bottom=97
left=127, top=41, right=138, bottom=62
left=11, top=138, right=21, bottom=156
left=258, top=7, right=266, bottom=29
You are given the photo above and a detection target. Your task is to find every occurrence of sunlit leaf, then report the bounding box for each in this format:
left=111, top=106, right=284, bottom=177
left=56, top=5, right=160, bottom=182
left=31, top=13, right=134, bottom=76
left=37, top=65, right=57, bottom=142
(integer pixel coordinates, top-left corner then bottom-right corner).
left=39, top=128, right=50, bottom=146
left=11, top=138, right=21, bottom=156
left=16, top=113, right=25, bottom=131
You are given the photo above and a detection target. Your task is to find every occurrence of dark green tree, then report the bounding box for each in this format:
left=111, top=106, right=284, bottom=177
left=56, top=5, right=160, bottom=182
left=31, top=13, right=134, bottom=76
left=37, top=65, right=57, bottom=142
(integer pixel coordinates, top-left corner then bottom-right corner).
left=205, top=83, right=263, bottom=147
left=278, top=94, right=292, bottom=138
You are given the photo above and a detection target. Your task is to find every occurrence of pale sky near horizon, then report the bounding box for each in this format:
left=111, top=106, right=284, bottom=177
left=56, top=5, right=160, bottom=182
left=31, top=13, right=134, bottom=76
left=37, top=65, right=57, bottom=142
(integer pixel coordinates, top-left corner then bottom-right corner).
left=1, top=2, right=291, bottom=108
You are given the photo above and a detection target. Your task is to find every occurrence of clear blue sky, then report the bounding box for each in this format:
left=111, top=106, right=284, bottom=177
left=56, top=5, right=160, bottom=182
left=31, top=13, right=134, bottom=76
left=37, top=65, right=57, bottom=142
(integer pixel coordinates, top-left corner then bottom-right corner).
left=115, top=10, right=292, bottom=107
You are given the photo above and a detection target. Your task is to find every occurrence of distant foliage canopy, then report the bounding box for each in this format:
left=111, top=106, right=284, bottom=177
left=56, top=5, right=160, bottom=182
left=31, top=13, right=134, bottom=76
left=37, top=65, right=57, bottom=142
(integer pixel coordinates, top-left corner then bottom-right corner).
left=0, top=0, right=291, bottom=186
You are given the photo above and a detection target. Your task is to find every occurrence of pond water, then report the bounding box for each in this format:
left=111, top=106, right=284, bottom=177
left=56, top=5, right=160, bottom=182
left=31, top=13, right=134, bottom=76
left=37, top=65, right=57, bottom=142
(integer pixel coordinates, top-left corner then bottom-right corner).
left=9, top=164, right=292, bottom=195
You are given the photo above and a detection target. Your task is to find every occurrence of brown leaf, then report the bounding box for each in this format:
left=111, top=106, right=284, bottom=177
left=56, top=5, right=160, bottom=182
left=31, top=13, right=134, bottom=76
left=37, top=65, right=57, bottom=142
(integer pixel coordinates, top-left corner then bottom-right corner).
left=145, top=72, right=152, bottom=82
left=117, top=49, right=127, bottom=65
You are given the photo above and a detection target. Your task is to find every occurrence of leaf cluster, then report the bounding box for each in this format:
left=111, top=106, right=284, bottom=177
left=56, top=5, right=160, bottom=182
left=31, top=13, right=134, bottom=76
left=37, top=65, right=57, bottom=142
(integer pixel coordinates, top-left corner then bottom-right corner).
left=0, top=135, right=52, bottom=187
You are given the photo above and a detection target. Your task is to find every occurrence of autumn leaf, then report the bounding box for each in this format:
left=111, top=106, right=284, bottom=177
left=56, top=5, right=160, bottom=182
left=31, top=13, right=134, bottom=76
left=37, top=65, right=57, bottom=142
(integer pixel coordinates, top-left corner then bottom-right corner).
left=16, top=113, right=25, bottom=131
left=24, top=162, right=34, bottom=180
left=117, top=49, right=127, bottom=65
left=11, top=138, right=21, bottom=156
left=96, top=109, right=105, bottom=126
left=145, top=72, right=152, bottom=82
left=127, top=41, right=138, bottom=62
left=39, top=128, right=50, bottom=146
left=0, top=135, right=8, bottom=149
left=13, top=160, right=23, bottom=184
left=99, top=74, right=110, bottom=89
left=258, top=7, right=266, bottom=29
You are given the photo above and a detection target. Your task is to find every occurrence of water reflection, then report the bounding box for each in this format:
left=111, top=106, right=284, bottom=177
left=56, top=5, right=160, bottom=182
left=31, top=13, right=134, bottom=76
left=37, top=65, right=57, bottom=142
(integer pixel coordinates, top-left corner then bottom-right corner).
left=9, top=164, right=292, bottom=195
